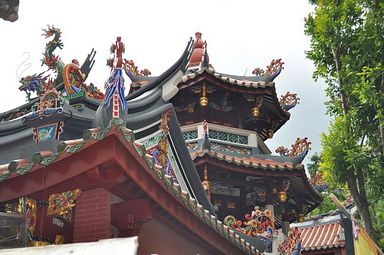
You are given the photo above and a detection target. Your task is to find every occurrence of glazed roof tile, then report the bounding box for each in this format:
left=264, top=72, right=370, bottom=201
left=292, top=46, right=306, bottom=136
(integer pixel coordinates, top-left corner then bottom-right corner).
left=190, top=150, right=302, bottom=171
left=300, top=222, right=344, bottom=251
left=0, top=118, right=262, bottom=255
left=181, top=67, right=275, bottom=88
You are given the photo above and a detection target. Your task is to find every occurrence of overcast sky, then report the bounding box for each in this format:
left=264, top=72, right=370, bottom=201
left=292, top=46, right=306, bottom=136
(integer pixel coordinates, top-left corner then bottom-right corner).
left=0, top=0, right=330, bottom=166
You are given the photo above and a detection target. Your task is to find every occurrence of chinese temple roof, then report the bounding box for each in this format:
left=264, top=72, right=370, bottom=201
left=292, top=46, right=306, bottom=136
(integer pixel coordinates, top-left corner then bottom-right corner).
left=182, top=67, right=277, bottom=88
left=0, top=118, right=264, bottom=254
left=126, top=33, right=296, bottom=141
left=0, top=27, right=320, bottom=254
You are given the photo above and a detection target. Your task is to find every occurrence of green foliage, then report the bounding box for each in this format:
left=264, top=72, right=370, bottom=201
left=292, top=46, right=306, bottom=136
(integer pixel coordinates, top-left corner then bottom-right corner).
left=305, top=0, right=384, bottom=241
left=307, top=153, right=349, bottom=216
left=309, top=193, right=336, bottom=216
left=307, top=153, right=321, bottom=177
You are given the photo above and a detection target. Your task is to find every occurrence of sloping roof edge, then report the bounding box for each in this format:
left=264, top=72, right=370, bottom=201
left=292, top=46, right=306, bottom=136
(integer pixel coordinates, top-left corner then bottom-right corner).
left=0, top=118, right=265, bottom=254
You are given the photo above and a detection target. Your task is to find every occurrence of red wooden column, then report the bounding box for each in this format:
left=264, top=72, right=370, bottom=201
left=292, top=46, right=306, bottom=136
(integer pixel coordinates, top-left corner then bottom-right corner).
left=73, top=188, right=112, bottom=242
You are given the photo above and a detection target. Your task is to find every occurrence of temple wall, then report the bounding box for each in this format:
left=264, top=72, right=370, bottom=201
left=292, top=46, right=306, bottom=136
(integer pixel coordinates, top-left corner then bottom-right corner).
left=73, top=188, right=113, bottom=242
left=138, top=219, right=214, bottom=255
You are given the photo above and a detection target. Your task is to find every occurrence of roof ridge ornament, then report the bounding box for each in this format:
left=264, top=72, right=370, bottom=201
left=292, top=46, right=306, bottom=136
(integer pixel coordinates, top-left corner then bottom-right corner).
left=310, top=171, right=328, bottom=193
left=18, top=25, right=103, bottom=102
left=147, top=110, right=174, bottom=178
left=279, top=92, right=300, bottom=111
left=275, top=137, right=311, bottom=157
left=224, top=206, right=275, bottom=249
left=277, top=227, right=302, bottom=255
left=124, top=59, right=151, bottom=77
left=252, top=59, right=284, bottom=77
left=187, top=32, right=211, bottom=71
left=93, top=37, right=130, bottom=129
left=104, top=37, right=129, bottom=119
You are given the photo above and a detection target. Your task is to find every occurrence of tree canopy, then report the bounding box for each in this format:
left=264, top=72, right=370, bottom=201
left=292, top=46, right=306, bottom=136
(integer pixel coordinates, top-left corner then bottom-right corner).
left=305, top=0, right=384, bottom=244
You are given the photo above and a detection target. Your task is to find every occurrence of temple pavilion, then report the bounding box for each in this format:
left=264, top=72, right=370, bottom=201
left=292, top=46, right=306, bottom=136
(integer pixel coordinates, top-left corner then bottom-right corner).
left=0, top=27, right=322, bottom=254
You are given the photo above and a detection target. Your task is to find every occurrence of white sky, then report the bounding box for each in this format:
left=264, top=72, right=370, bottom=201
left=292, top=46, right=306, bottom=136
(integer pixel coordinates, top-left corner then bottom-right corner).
left=0, top=0, right=330, bottom=166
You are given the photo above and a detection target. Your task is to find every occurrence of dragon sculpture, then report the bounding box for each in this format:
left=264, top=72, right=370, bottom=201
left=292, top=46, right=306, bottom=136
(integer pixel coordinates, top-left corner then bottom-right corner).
left=41, top=25, right=64, bottom=85
left=18, top=72, right=48, bottom=101
left=124, top=59, right=151, bottom=77
left=18, top=25, right=103, bottom=102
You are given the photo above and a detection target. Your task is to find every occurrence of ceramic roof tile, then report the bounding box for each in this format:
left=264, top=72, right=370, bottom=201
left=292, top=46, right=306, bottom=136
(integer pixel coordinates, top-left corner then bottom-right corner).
left=190, top=150, right=299, bottom=171
left=181, top=68, right=274, bottom=88
left=300, top=222, right=344, bottom=251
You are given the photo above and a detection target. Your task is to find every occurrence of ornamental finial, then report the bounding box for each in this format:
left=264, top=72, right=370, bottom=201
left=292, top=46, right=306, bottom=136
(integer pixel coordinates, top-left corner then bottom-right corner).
left=103, top=37, right=129, bottom=119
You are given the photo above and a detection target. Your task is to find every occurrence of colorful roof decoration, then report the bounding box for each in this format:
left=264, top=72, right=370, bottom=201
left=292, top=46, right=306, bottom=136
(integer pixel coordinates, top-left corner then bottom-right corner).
left=0, top=118, right=264, bottom=254
left=0, top=27, right=322, bottom=254
left=275, top=137, right=311, bottom=157
left=224, top=206, right=275, bottom=248
left=278, top=227, right=302, bottom=255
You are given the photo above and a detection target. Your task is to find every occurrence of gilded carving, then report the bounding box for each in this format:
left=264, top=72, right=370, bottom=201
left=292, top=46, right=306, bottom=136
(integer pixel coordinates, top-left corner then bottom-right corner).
left=47, top=189, right=81, bottom=222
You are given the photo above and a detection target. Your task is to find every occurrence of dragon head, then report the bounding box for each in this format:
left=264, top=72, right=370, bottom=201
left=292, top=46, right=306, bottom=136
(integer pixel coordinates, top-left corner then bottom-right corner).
left=42, top=25, right=61, bottom=39
left=18, top=72, right=48, bottom=100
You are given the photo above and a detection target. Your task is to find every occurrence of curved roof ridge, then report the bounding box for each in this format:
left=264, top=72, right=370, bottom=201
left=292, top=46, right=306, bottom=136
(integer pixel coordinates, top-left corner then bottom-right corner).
left=126, top=38, right=194, bottom=101
left=215, top=68, right=281, bottom=83
left=181, top=67, right=274, bottom=89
